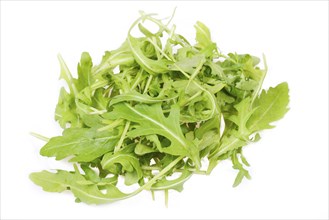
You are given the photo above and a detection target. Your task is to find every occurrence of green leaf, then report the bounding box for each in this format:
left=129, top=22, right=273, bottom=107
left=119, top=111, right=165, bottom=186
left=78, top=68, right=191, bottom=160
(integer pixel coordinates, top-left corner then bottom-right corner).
left=229, top=97, right=257, bottom=138
left=75, top=52, right=93, bottom=91
left=127, top=36, right=171, bottom=75
left=58, top=54, right=78, bottom=96
left=109, top=90, right=176, bottom=106
left=135, top=143, right=157, bottom=155
left=195, top=116, right=220, bottom=139
left=101, top=150, right=143, bottom=185
left=198, top=130, right=219, bottom=151
left=170, top=54, right=206, bottom=75
left=207, top=134, right=246, bottom=173
left=92, top=88, right=109, bottom=111
left=236, top=78, right=259, bottom=91
left=30, top=170, right=69, bottom=192
left=110, top=103, right=200, bottom=167
left=30, top=167, right=130, bottom=204
left=145, top=134, right=163, bottom=152
left=40, top=127, right=119, bottom=162
left=55, top=87, right=80, bottom=129
left=231, top=150, right=251, bottom=187
left=194, top=21, right=217, bottom=57
left=194, top=21, right=213, bottom=50
left=151, top=169, right=192, bottom=192
left=247, top=82, right=289, bottom=133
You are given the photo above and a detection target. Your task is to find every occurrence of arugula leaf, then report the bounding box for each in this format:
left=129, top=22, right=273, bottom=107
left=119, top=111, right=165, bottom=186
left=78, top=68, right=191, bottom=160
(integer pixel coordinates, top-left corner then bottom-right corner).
left=30, top=166, right=129, bottom=204
left=127, top=36, right=171, bottom=75
left=134, top=142, right=158, bottom=155
left=194, top=21, right=218, bottom=57
left=229, top=97, right=257, bottom=138
left=58, top=54, right=78, bottom=96
left=40, top=127, right=119, bottom=162
left=151, top=169, right=192, bottom=192
left=101, top=150, right=143, bottom=185
left=109, top=90, right=176, bottom=106
left=75, top=52, right=93, bottom=91
left=110, top=103, right=201, bottom=167
left=30, top=170, right=70, bottom=193
left=231, top=149, right=251, bottom=187
left=247, top=82, right=290, bottom=133
left=55, top=87, right=80, bottom=128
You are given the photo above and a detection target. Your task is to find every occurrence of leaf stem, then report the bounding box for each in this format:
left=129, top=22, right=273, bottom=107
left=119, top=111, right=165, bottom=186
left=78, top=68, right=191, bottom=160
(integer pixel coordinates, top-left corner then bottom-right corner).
left=130, top=69, right=143, bottom=91
left=165, top=189, right=169, bottom=207
left=251, top=54, right=268, bottom=105
left=141, top=165, right=207, bottom=175
left=133, top=156, right=184, bottom=193
left=97, top=119, right=124, bottom=132
left=114, top=121, right=130, bottom=152
left=30, top=132, right=50, bottom=142
left=180, top=91, right=202, bottom=107
left=143, top=75, right=153, bottom=94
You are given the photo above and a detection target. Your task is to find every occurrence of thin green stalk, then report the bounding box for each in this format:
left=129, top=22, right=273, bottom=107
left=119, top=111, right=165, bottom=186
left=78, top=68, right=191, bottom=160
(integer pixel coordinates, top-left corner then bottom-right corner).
left=133, top=156, right=184, bottom=193
left=30, top=132, right=50, bottom=142
left=180, top=91, right=203, bottom=107
left=114, top=121, right=130, bottom=152
left=141, top=165, right=207, bottom=175
left=251, top=54, right=268, bottom=105
left=130, top=69, right=143, bottom=90
left=164, top=189, right=169, bottom=208
left=97, top=119, right=124, bottom=132
left=143, top=75, right=153, bottom=94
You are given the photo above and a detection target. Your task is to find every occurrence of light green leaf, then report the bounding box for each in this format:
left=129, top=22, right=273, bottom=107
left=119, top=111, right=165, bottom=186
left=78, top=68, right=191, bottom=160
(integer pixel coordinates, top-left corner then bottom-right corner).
left=207, top=134, right=246, bottom=173
left=231, top=150, right=251, bottom=187
left=75, top=52, right=93, bottom=91
left=101, top=151, right=143, bottom=185
left=194, top=21, right=212, bottom=49
left=30, top=167, right=130, bottom=204
left=194, top=21, right=217, bottom=56
left=170, top=54, right=206, bottom=75
left=92, top=88, right=109, bottom=110
left=55, top=87, right=81, bottom=129
left=135, top=143, right=157, bottom=155
left=229, top=97, right=257, bottom=138
left=58, top=54, right=78, bottom=96
left=111, top=103, right=200, bottom=167
left=247, top=82, right=289, bottom=133
left=40, top=128, right=119, bottom=162
left=127, top=36, right=171, bottom=75
left=30, top=170, right=70, bottom=192
left=109, top=90, right=176, bottom=106
left=236, top=78, right=259, bottom=91
left=195, top=116, right=220, bottom=139
left=151, top=169, right=192, bottom=192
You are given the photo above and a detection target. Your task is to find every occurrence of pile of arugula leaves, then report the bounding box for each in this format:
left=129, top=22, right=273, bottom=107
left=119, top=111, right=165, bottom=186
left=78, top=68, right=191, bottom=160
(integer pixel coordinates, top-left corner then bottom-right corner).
left=30, top=11, right=289, bottom=205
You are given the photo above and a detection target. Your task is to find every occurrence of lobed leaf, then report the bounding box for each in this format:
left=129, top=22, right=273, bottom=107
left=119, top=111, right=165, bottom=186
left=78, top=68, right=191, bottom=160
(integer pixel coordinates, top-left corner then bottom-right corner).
left=40, top=127, right=119, bottom=162
left=247, top=82, right=290, bottom=133
left=109, top=103, right=201, bottom=167
left=101, top=150, right=143, bottom=185
left=30, top=167, right=130, bottom=204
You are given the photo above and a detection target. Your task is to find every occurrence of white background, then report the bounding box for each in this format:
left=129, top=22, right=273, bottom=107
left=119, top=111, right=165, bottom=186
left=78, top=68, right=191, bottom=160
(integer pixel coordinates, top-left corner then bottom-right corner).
left=1, top=1, right=328, bottom=219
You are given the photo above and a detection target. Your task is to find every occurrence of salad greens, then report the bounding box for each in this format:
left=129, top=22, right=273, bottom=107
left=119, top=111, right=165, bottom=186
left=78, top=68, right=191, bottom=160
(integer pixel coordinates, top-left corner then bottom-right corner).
left=30, top=11, right=289, bottom=205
